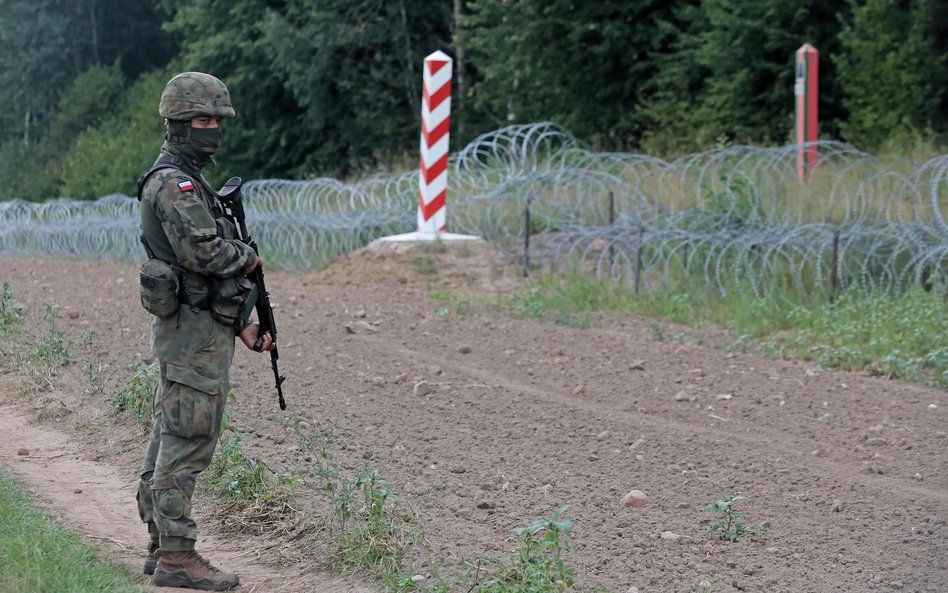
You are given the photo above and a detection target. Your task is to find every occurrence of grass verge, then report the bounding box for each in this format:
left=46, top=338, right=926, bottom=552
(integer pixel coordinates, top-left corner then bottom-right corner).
left=507, top=273, right=947, bottom=388
left=0, top=468, right=146, bottom=593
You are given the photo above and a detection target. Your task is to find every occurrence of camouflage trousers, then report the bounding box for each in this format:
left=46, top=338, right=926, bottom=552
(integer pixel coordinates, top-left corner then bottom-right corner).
left=137, top=307, right=235, bottom=552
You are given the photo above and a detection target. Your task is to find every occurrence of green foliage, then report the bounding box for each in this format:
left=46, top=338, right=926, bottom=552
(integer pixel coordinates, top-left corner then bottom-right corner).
left=0, top=282, right=24, bottom=367
left=511, top=272, right=640, bottom=328
left=835, top=0, right=948, bottom=149
left=462, top=1, right=677, bottom=147
left=0, top=63, right=161, bottom=201
left=641, top=0, right=852, bottom=153
left=57, top=69, right=169, bottom=199
left=778, top=289, right=948, bottom=387
left=35, top=304, right=70, bottom=369
left=473, top=505, right=575, bottom=593
left=0, top=140, right=59, bottom=202
left=46, top=64, right=126, bottom=154
left=0, top=0, right=83, bottom=146
left=159, top=0, right=453, bottom=180
left=328, top=468, right=405, bottom=573
left=0, top=0, right=946, bottom=199
left=111, top=361, right=157, bottom=429
left=0, top=0, right=175, bottom=200
left=83, top=363, right=104, bottom=399
left=206, top=430, right=296, bottom=534
left=703, top=492, right=764, bottom=542
left=0, top=469, right=147, bottom=592
left=211, top=431, right=276, bottom=501
left=409, top=254, right=438, bottom=276
left=431, top=288, right=474, bottom=328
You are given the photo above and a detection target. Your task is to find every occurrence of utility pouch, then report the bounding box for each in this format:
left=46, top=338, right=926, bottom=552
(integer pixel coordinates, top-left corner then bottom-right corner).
left=209, top=276, right=256, bottom=328
left=140, top=259, right=180, bottom=318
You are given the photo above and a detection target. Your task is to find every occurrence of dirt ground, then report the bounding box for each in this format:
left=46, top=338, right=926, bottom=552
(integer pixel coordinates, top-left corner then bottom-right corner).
left=0, top=242, right=945, bottom=593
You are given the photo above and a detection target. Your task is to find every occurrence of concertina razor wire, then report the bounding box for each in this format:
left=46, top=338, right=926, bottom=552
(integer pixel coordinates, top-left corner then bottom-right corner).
left=0, top=122, right=945, bottom=301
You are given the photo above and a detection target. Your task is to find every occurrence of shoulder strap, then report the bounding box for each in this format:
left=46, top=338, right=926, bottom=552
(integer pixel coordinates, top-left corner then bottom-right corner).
left=136, top=158, right=205, bottom=201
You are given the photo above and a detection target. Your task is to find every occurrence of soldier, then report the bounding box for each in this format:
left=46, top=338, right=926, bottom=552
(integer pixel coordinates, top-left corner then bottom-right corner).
left=135, top=71, right=274, bottom=591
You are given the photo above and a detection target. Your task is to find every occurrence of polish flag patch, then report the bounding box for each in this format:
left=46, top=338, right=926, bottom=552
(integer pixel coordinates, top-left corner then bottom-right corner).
left=177, top=180, right=195, bottom=192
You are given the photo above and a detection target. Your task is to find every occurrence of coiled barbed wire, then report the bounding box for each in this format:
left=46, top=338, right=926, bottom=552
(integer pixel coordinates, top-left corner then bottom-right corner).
left=0, top=122, right=945, bottom=300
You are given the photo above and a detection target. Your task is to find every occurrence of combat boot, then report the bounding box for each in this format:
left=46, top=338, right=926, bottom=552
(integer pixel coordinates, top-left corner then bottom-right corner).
left=143, top=538, right=160, bottom=575
left=153, top=550, right=240, bottom=591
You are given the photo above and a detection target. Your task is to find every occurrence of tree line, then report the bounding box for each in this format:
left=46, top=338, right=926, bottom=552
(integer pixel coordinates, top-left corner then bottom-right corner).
left=0, top=0, right=945, bottom=201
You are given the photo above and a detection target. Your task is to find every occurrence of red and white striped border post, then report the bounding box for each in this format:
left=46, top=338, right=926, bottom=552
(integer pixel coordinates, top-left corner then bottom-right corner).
left=369, top=50, right=480, bottom=248
left=418, top=50, right=452, bottom=235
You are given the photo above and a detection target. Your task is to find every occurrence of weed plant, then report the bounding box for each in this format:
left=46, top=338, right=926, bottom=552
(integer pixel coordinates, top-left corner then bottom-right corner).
left=210, top=430, right=289, bottom=502
left=703, top=493, right=764, bottom=542
left=285, top=417, right=411, bottom=576
left=111, top=361, right=157, bottom=430
left=698, top=580, right=716, bottom=593
left=83, top=363, right=103, bottom=398
left=471, top=505, right=575, bottom=593
left=0, top=282, right=23, bottom=339
left=328, top=467, right=407, bottom=574
left=409, top=253, right=438, bottom=276
left=35, top=304, right=71, bottom=369
left=431, top=289, right=474, bottom=328
left=777, top=289, right=947, bottom=387
left=0, top=282, right=24, bottom=364
left=205, top=393, right=295, bottom=529
left=510, top=279, right=604, bottom=328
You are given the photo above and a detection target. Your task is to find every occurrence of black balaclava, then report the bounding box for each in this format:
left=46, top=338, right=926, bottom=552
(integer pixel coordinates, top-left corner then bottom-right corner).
left=164, top=120, right=222, bottom=170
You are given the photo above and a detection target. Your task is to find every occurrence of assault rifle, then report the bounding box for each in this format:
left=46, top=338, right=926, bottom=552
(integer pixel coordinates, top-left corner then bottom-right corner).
left=218, top=176, right=287, bottom=410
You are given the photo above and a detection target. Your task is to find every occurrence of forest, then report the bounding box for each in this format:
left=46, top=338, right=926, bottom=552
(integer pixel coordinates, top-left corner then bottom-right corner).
left=0, top=0, right=945, bottom=201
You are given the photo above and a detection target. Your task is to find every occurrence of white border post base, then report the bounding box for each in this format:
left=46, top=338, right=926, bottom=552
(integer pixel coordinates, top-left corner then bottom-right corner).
left=371, top=231, right=481, bottom=246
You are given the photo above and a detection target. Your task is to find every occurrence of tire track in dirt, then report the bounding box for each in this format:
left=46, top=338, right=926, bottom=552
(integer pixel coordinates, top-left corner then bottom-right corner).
left=353, top=333, right=948, bottom=505
left=294, top=321, right=946, bottom=592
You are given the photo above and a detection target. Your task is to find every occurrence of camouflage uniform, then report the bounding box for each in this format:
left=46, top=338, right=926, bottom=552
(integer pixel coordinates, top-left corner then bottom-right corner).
left=136, top=73, right=255, bottom=558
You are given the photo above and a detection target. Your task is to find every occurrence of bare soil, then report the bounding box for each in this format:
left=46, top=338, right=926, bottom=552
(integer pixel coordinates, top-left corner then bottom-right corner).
left=0, top=243, right=945, bottom=593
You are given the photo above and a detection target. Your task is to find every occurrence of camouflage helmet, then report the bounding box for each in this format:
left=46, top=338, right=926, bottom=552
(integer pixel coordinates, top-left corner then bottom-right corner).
left=159, top=72, right=236, bottom=121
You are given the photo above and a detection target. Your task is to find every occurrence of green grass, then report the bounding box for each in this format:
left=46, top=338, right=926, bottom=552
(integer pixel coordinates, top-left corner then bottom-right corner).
left=324, top=467, right=409, bottom=575
left=509, top=273, right=948, bottom=387
left=0, top=469, right=147, bottom=593
left=769, top=289, right=947, bottom=385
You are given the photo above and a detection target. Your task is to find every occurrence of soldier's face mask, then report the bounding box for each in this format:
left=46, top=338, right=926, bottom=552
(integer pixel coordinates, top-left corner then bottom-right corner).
left=190, top=126, right=222, bottom=156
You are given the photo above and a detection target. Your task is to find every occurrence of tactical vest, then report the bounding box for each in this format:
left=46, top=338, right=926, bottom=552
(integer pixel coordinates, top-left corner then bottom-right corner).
left=137, top=160, right=254, bottom=328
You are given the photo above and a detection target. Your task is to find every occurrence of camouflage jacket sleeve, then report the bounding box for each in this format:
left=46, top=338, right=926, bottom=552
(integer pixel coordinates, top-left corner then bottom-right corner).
left=151, top=173, right=255, bottom=278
